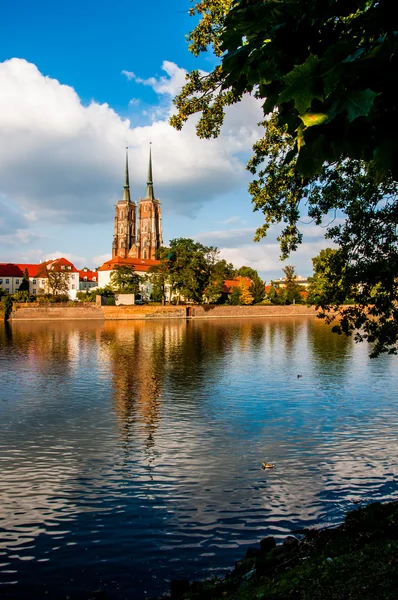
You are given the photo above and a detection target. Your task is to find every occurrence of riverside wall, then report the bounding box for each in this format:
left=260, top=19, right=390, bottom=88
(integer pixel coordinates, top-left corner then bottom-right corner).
left=11, top=303, right=319, bottom=321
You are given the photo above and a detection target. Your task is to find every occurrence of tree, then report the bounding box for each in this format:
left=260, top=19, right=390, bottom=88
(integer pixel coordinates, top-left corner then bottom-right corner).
left=18, top=268, right=30, bottom=292
left=281, top=266, right=303, bottom=305
left=249, top=277, right=265, bottom=304
left=307, top=248, right=347, bottom=306
left=171, top=0, right=398, bottom=355
left=148, top=258, right=169, bottom=304
left=37, top=262, right=70, bottom=296
left=239, top=279, right=254, bottom=305
left=236, top=266, right=265, bottom=303
left=2, top=296, right=13, bottom=322
left=110, top=264, right=140, bottom=294
left=206, top=258, right=235, bottom=303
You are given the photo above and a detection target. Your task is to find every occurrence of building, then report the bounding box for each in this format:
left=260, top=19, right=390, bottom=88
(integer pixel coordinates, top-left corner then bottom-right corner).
left=0, top=258, right=80, bottom=300
left=112, top=145, right=163, bottom=260
left=79, top=268, right=98, bottom=291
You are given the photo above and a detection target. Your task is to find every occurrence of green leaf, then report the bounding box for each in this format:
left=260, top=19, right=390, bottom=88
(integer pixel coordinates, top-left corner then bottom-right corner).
left=299, top=113, right=328, bottom=127
left=279, top=55, right=322, bottom=114
left=345, top=89, right=379, bottom=122
left=297, top=123, right=306, bottom=151
left=296, top=136, right=325, bottom=178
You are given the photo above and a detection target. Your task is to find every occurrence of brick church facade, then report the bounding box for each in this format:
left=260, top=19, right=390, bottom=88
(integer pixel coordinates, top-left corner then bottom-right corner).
left=112, top=146, right=163, bottom=260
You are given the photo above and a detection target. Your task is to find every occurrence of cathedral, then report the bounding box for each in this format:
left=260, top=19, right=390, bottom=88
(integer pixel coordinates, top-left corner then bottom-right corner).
left=112, top=146, right=163, bottom=260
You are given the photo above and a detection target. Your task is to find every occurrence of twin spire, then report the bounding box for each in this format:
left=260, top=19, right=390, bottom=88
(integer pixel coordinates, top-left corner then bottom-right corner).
left=122, top=144, right=154, bottom=202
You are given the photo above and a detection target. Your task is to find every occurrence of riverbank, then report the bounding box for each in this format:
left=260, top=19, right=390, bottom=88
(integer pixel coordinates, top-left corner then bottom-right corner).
left=165, top=500, right=398, bottom=600
left=9, top=303, right=319, bottom=320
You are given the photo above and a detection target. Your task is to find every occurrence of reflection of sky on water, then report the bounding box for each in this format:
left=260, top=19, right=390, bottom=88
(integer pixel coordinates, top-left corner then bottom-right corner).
left=0, top=318, right=397, bottom=598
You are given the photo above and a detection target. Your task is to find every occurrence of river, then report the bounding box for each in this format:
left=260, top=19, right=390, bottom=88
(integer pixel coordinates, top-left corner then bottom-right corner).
left=1, top=317, right=397, bottom=598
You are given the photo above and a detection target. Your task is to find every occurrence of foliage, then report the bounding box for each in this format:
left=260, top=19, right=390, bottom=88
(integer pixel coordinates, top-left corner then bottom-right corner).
left=238, top=281, right=254, bottom=305
left=228, top=276, right=253, bottom=305
left=173, top=0, right=397, bottom=180
left=18, top=268, right=30, bottom=292
left=110, top=264, right=140, bottom=294
left=76, top=286, right=112, bottom=302
left=12, top=290, right=34, bottom=303
left=2, top=295, right=13, bottom=321
left=281, top=265, right=304, bottom=305
left=36, top=263, right=71, bottom=296
left=266, top=285, right=278, bottom=304
left=148, top=253, right=170, bottom=304
left=152, top=238, right=232, bottom=304
left=206, top=258, right=235, bottom=303
left=171, top=0, right=398, bottom=355
left=36, top=294, right=69, bottom=303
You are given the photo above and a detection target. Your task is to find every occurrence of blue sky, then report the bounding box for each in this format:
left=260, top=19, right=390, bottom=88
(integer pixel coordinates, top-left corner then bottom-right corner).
left=0, top=0, right=331, bottom=279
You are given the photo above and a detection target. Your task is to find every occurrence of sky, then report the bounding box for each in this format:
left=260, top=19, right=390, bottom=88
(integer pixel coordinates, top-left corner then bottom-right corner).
left=0, top=0, right=332, bottom=280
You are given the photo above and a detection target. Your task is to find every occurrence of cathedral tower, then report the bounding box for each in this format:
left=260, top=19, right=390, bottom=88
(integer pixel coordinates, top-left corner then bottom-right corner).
left=112, top=148, right=137, bottom=259
left=137, top=145, right=163, bottom=259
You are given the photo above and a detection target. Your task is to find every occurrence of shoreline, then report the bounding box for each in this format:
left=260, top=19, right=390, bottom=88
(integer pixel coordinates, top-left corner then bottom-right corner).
left=162, top=499, right=398, bottom=600
left=8, top=303, right=320, bottom=321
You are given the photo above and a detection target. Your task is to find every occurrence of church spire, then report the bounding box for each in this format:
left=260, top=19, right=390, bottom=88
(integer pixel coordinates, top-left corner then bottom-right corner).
left=145, top=143, right=154, bottom=199
left=122, top=146, right=131, bottom=202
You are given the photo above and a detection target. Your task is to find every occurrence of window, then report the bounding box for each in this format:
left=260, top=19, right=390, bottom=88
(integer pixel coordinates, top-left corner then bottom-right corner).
left=72, top=285, right=75, bottom=290
left=33, top=279, right=36, bottom=284
left=6, top=288, right=9, bottom=293
left=0, top=279, right=3, bottom=284
left=93, top=277, right=96, bottom=281
left=84, top=276, right=87, bottom=281
left=61, top=266, right=65, bottom=270
left=5, top=279, right=9, bottom=284
left=33, top=289, right=36, bottom=295
left=144, top=204, right=148, bottom=212
left=15, top=279, right=19, bottom=284
left=121, top=210, right=124, bottom=219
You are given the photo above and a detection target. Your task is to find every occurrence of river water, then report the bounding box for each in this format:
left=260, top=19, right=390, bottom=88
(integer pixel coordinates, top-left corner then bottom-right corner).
left=1, top=317, right=397, bottom=599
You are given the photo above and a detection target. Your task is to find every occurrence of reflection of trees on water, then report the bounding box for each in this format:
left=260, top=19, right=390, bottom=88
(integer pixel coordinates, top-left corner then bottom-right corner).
left=101, top=320, right=269, bottom=453
left=100, top=322, right=184, bottom=455
left=307, top=318, right=351, bottom=375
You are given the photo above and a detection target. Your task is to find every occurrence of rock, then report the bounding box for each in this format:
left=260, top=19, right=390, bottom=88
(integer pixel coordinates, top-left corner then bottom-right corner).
left=283, top=535, right=299, bottom=550
left=259, top=536, right=276, bottom=553
left=245, top=547, right=260, bottom=559
left=170, top=580, right=190, bottom=599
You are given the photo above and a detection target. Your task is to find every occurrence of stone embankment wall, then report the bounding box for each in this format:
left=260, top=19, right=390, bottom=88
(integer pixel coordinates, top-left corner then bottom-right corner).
left=11, top=303, right=319, bottom=321
left=12, top=303, right=105, bottom=320
left=102, top=305, right=186, bottom=319
left=191, top=305, right=318, bottom=318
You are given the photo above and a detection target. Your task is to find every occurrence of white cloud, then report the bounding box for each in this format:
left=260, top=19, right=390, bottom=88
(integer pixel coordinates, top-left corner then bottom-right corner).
left=218, top=237, right=335, bottom=280
left=124, top=61, right=188, bottom=97
left=42, top=250, right=87, bottom=265
left=0, top=58, right=262, bottom=232
left=219, top=216, right=243, bottom=225
left=121, top=70, right=136, bottom=80
left=91, top=252, right=112, bottom=267
left=196, top=227, right=256, bottom=247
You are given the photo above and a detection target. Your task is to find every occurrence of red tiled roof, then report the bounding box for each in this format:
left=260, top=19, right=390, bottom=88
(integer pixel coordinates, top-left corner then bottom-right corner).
left=15, top=263, right=42, bottom=277
left=98, top=257, right=160, bottom=273
left=0, top=264, right=24, bottom=277
left=78, top=269, right=98, bottom=282
left=45, top=258, right=78, bottom=273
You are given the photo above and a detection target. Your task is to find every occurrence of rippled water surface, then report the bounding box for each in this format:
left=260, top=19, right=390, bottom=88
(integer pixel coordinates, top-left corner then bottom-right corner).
left=1, top=318, right=398, bottom=599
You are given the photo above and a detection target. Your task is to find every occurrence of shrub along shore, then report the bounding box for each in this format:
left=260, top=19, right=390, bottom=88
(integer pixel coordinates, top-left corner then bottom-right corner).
left=162, top=500, right=398, bottom=600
